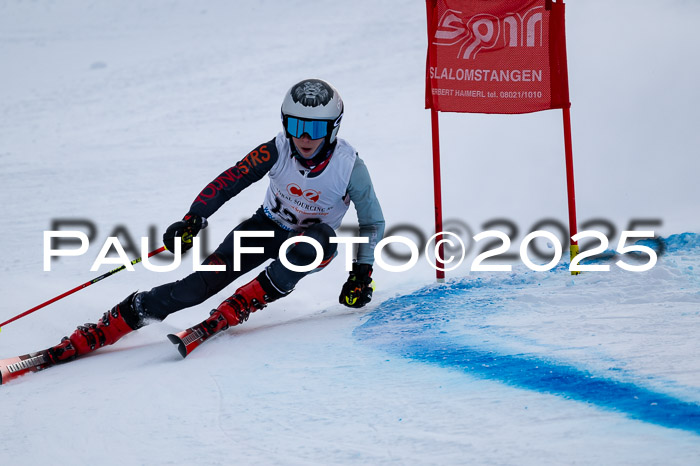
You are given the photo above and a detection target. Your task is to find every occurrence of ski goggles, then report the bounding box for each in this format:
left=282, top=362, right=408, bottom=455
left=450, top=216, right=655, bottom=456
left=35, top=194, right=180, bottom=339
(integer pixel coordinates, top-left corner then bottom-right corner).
left=283, top=113, right=342, bottom=140
left=285, top=116, right=330, bottom=140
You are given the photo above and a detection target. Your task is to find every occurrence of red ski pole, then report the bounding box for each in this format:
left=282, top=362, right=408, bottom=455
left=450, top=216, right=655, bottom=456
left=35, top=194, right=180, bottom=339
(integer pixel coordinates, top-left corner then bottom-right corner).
left=0, top=246, right=167, bottom=331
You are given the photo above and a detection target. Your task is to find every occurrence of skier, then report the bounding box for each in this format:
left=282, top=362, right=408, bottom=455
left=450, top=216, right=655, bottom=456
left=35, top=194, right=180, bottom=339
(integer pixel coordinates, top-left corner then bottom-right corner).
left=47, top=78, right=385, bottom=362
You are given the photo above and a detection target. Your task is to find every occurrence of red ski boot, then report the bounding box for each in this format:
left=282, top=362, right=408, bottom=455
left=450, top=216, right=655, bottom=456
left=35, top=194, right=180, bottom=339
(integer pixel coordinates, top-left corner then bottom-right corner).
left=47, top=292, right=144, bottom=364
left=215, top=277, right=270, bottom=326
left=167, top=271, right=288, bottom=357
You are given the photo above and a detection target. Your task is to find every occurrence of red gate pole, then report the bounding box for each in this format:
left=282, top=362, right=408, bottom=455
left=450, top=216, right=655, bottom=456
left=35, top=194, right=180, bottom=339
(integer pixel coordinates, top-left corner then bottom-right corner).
left=562, top=106, right=580, bottom=275
left=430, top=108, right=445, bottom=282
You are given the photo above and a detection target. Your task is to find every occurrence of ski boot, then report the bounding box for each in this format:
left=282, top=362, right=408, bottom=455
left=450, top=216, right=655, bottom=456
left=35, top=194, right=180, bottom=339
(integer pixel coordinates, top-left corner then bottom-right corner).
left=208, top=270, right=287, bottom=329
left=168, top=271, right=288, bottom=357
left=47, top=292, right=144, bottom=364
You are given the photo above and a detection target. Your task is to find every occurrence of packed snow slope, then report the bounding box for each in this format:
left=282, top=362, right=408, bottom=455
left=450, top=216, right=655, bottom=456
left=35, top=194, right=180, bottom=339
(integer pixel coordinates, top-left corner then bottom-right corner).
left=357, top=233, right=700, bottom=436
left=1, top=1, right=699, bottom=465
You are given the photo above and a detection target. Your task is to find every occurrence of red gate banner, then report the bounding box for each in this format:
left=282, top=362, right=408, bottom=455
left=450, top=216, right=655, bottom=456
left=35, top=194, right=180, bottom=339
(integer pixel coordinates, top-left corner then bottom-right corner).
left=425, top=0, right=570, bottom=114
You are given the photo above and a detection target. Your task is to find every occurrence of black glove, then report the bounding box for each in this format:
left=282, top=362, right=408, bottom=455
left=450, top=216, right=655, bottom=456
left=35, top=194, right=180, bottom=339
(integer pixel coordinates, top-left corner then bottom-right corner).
left=163, top=213, right=207, bottom=253
left=339, top=263, right=374, bottom=308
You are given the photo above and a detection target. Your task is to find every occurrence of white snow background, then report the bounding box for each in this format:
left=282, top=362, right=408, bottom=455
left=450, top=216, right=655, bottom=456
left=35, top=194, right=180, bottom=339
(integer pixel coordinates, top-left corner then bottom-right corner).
left=1, top=0, right=699, bottom=464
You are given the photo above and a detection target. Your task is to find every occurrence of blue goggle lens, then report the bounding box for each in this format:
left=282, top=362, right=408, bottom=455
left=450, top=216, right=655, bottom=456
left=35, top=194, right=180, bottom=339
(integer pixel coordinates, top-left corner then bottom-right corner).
left=286, top=117, right=329, bottom=140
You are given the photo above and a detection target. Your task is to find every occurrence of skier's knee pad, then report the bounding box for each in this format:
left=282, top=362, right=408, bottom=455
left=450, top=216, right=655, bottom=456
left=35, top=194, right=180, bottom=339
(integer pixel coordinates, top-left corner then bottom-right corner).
left=290, top=223, right=337, bottom=264
left=304, top=223, right=335, bottom=246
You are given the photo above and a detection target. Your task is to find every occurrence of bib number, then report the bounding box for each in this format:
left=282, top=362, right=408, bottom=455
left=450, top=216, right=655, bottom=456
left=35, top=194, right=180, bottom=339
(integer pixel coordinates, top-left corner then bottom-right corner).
left=270, top=197, right=322, bottom=227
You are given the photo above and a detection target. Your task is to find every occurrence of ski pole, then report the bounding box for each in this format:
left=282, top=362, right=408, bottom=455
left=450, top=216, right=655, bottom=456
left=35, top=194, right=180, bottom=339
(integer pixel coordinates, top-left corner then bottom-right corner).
left=0, top=246, right=167, bottom=331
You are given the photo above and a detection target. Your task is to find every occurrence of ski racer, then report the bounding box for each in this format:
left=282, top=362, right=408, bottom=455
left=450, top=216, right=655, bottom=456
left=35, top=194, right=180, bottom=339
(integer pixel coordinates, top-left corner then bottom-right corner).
left=47, top=78, right=385, bottom=362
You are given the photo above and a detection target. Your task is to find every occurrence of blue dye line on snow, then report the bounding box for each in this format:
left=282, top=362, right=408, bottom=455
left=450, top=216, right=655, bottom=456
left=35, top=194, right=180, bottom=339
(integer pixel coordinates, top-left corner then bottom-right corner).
left=395, top=336, right=700, bottom=435
left=355, top=234, right=700, bottom=435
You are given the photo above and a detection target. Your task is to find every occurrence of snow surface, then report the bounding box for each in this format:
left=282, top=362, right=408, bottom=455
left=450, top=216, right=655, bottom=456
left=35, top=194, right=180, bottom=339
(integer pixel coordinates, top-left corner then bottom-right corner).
left=1, top=0, right=699, bottom=464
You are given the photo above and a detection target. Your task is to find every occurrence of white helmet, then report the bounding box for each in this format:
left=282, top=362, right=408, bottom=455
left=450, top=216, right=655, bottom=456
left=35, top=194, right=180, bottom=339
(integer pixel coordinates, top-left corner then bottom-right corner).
left=281, top=79, right=344, bottom=144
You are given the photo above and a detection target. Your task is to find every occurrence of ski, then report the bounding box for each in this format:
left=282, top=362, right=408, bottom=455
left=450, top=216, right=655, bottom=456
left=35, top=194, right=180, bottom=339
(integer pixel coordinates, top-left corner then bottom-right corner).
left=0, top=350, right=55, bottom=385
left=167, top=310, right=229, bottom=358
